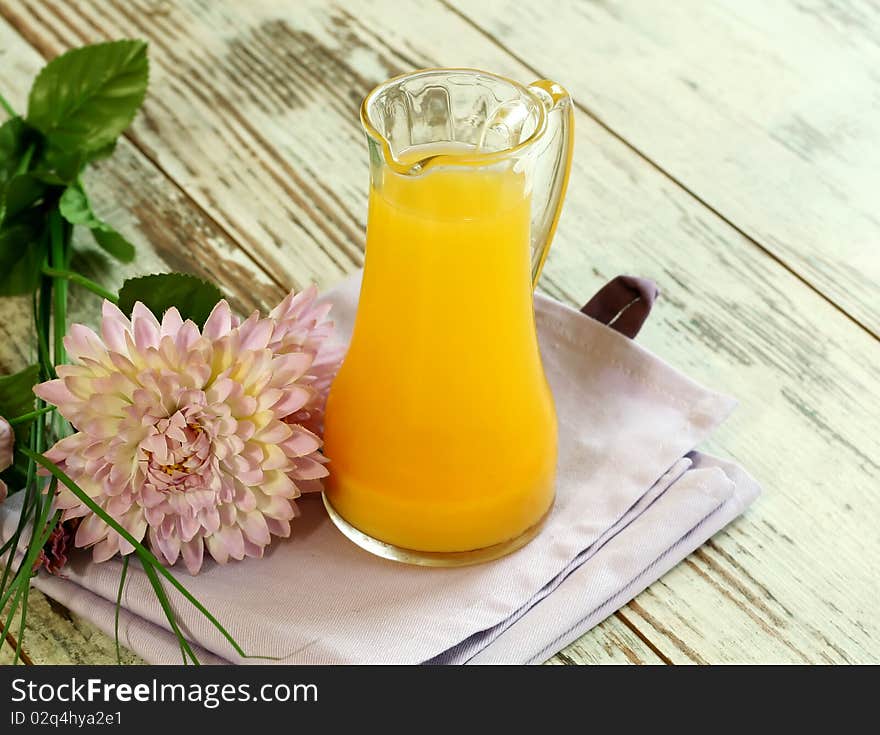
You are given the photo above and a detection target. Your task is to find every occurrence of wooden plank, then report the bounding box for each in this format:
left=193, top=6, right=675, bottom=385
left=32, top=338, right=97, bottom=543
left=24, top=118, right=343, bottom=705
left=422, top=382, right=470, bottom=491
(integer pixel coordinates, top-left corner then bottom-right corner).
left=446, top=0, right=880, bottom=335
left=1, top=0, right=878, bottom=664
left=546, top=615, right=665, bottom=665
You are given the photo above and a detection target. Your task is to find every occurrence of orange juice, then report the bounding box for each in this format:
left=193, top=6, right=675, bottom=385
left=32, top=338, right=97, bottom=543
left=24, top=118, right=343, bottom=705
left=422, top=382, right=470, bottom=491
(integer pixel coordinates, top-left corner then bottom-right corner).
left=323, top=144, right=557, bottom=552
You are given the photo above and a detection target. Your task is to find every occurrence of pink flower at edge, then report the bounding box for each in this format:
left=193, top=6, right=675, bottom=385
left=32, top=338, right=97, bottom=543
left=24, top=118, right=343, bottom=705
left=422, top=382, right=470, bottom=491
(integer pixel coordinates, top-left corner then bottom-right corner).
left=33, top=286, right=344, bottom=574
left=34, top=518, right=81, bottom=576
left=0, top=416, right=13, bottom=503
left=1, top=414, right=79, bottom=575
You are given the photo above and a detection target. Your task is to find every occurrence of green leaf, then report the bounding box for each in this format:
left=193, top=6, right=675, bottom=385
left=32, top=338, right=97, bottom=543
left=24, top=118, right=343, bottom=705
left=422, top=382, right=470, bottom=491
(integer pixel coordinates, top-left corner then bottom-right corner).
left=0, top=364, right=40, bottom=428
left=27, top=168, right=68, bottom=187
left=59, top=181, right=135, bottom=261
left=37, top=147, right=89, bottom=184
left=92, top=227, right=135, bottom=262
left=0, top=117, right=28, bottom=185
left=0, top=211, right=47, bottom=296
left=88, top=139, right=117, bottom=163
left=0, top=174, right=49, bottom=225
left=118, top=273, right=225, bottom=327
left=57, top=181, right=98, bottom=226
left=1, top=119, right=46, bottom=223
left=33, top=139, right=119, bottom=186
left=26, top=40, right=149, bottom=155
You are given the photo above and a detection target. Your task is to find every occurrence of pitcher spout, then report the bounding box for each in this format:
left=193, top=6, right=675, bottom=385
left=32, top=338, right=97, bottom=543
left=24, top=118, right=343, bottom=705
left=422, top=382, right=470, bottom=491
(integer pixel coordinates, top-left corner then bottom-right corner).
left=361, top=68, right=546, bottom=174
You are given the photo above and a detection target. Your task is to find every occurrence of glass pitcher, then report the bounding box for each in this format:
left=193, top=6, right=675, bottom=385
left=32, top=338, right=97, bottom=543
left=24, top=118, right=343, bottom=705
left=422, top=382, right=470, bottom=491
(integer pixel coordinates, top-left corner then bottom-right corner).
left=322, top=68, right=574, bottom=566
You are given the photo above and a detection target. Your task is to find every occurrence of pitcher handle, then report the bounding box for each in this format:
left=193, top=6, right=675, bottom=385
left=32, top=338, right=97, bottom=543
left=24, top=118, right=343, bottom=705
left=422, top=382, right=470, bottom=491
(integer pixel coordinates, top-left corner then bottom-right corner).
left=527, top=80, right=575, bottom=288
left=581, top=275, right=661, bottom=339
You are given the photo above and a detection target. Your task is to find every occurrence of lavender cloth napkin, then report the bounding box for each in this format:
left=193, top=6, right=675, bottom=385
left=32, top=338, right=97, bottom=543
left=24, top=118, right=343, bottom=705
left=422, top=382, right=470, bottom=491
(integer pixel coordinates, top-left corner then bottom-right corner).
left=0, top=274, right=760, bottom=664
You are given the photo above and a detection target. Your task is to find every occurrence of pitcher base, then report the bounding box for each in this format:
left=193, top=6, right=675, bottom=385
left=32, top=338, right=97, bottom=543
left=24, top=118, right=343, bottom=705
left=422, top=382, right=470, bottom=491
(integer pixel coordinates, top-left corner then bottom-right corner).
left=322, top=493, right=552, bottom=567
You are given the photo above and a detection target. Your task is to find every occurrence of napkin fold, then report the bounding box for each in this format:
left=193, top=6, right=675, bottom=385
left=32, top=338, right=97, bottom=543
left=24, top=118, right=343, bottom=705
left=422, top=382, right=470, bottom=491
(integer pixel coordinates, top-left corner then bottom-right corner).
left=0, top=274, right=760, bottom=664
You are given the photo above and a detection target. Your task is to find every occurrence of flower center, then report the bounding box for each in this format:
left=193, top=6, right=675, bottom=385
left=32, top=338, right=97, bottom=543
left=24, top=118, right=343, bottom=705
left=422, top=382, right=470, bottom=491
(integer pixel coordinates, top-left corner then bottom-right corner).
left=141, top=411, right=214, bottom=492
left=159, top=460, right=188, bottom=476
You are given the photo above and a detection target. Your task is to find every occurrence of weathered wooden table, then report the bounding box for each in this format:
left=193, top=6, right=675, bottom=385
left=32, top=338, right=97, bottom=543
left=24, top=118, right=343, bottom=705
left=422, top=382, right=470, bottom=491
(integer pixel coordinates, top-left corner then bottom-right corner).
left=1, top=0, right=877, bottom=665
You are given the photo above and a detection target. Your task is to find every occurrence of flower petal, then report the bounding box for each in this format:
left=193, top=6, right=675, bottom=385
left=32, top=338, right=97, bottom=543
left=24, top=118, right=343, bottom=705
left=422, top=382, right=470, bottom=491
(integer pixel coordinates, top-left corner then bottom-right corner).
left=239, top=510, right=271, bottom=546
left=261, top=471, right=298, bottom=497
left=203, top=300, right=233, bottom=340
left=101, top=300, right=132, bottom=353
left=76, top=512, right=110, bottom=548
left=33, top=379, right=77, bottom=409
left=290, top=455, right=330, bottom=480
left=160, top=307, right=184, bottom=338
left=181, top=538, right=204, bottom=574
left=131, top=302, right=162, bottom=350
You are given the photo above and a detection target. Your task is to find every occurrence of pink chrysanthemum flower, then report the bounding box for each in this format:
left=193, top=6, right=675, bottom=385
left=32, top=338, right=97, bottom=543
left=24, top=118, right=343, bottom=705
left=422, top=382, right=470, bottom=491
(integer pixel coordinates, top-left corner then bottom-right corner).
left=34, top=287, right=343, bottom=574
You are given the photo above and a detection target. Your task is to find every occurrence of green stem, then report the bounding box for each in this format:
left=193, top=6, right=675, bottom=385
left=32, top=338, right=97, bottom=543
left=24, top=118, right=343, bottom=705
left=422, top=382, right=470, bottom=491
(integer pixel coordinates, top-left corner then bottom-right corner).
left=0, top=90, right=14, bottom=118
left=0, top=406, right=44, bottom=602
left=42, top=267, right=118, bottom=303
left=7, top=406, right=54, bottom=426
left=114, top=556, right=129, bottom=665
left=36, top=268, right=54, bottom=382
left=13, top=575, right=30, bottom=665
left=23, top=449, right=248, bottom=660
left=49, top=210, right=67, bottom=366
left=141, top=559, right=199, bottom=665
left=0, top=482, right=55, bottom=622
